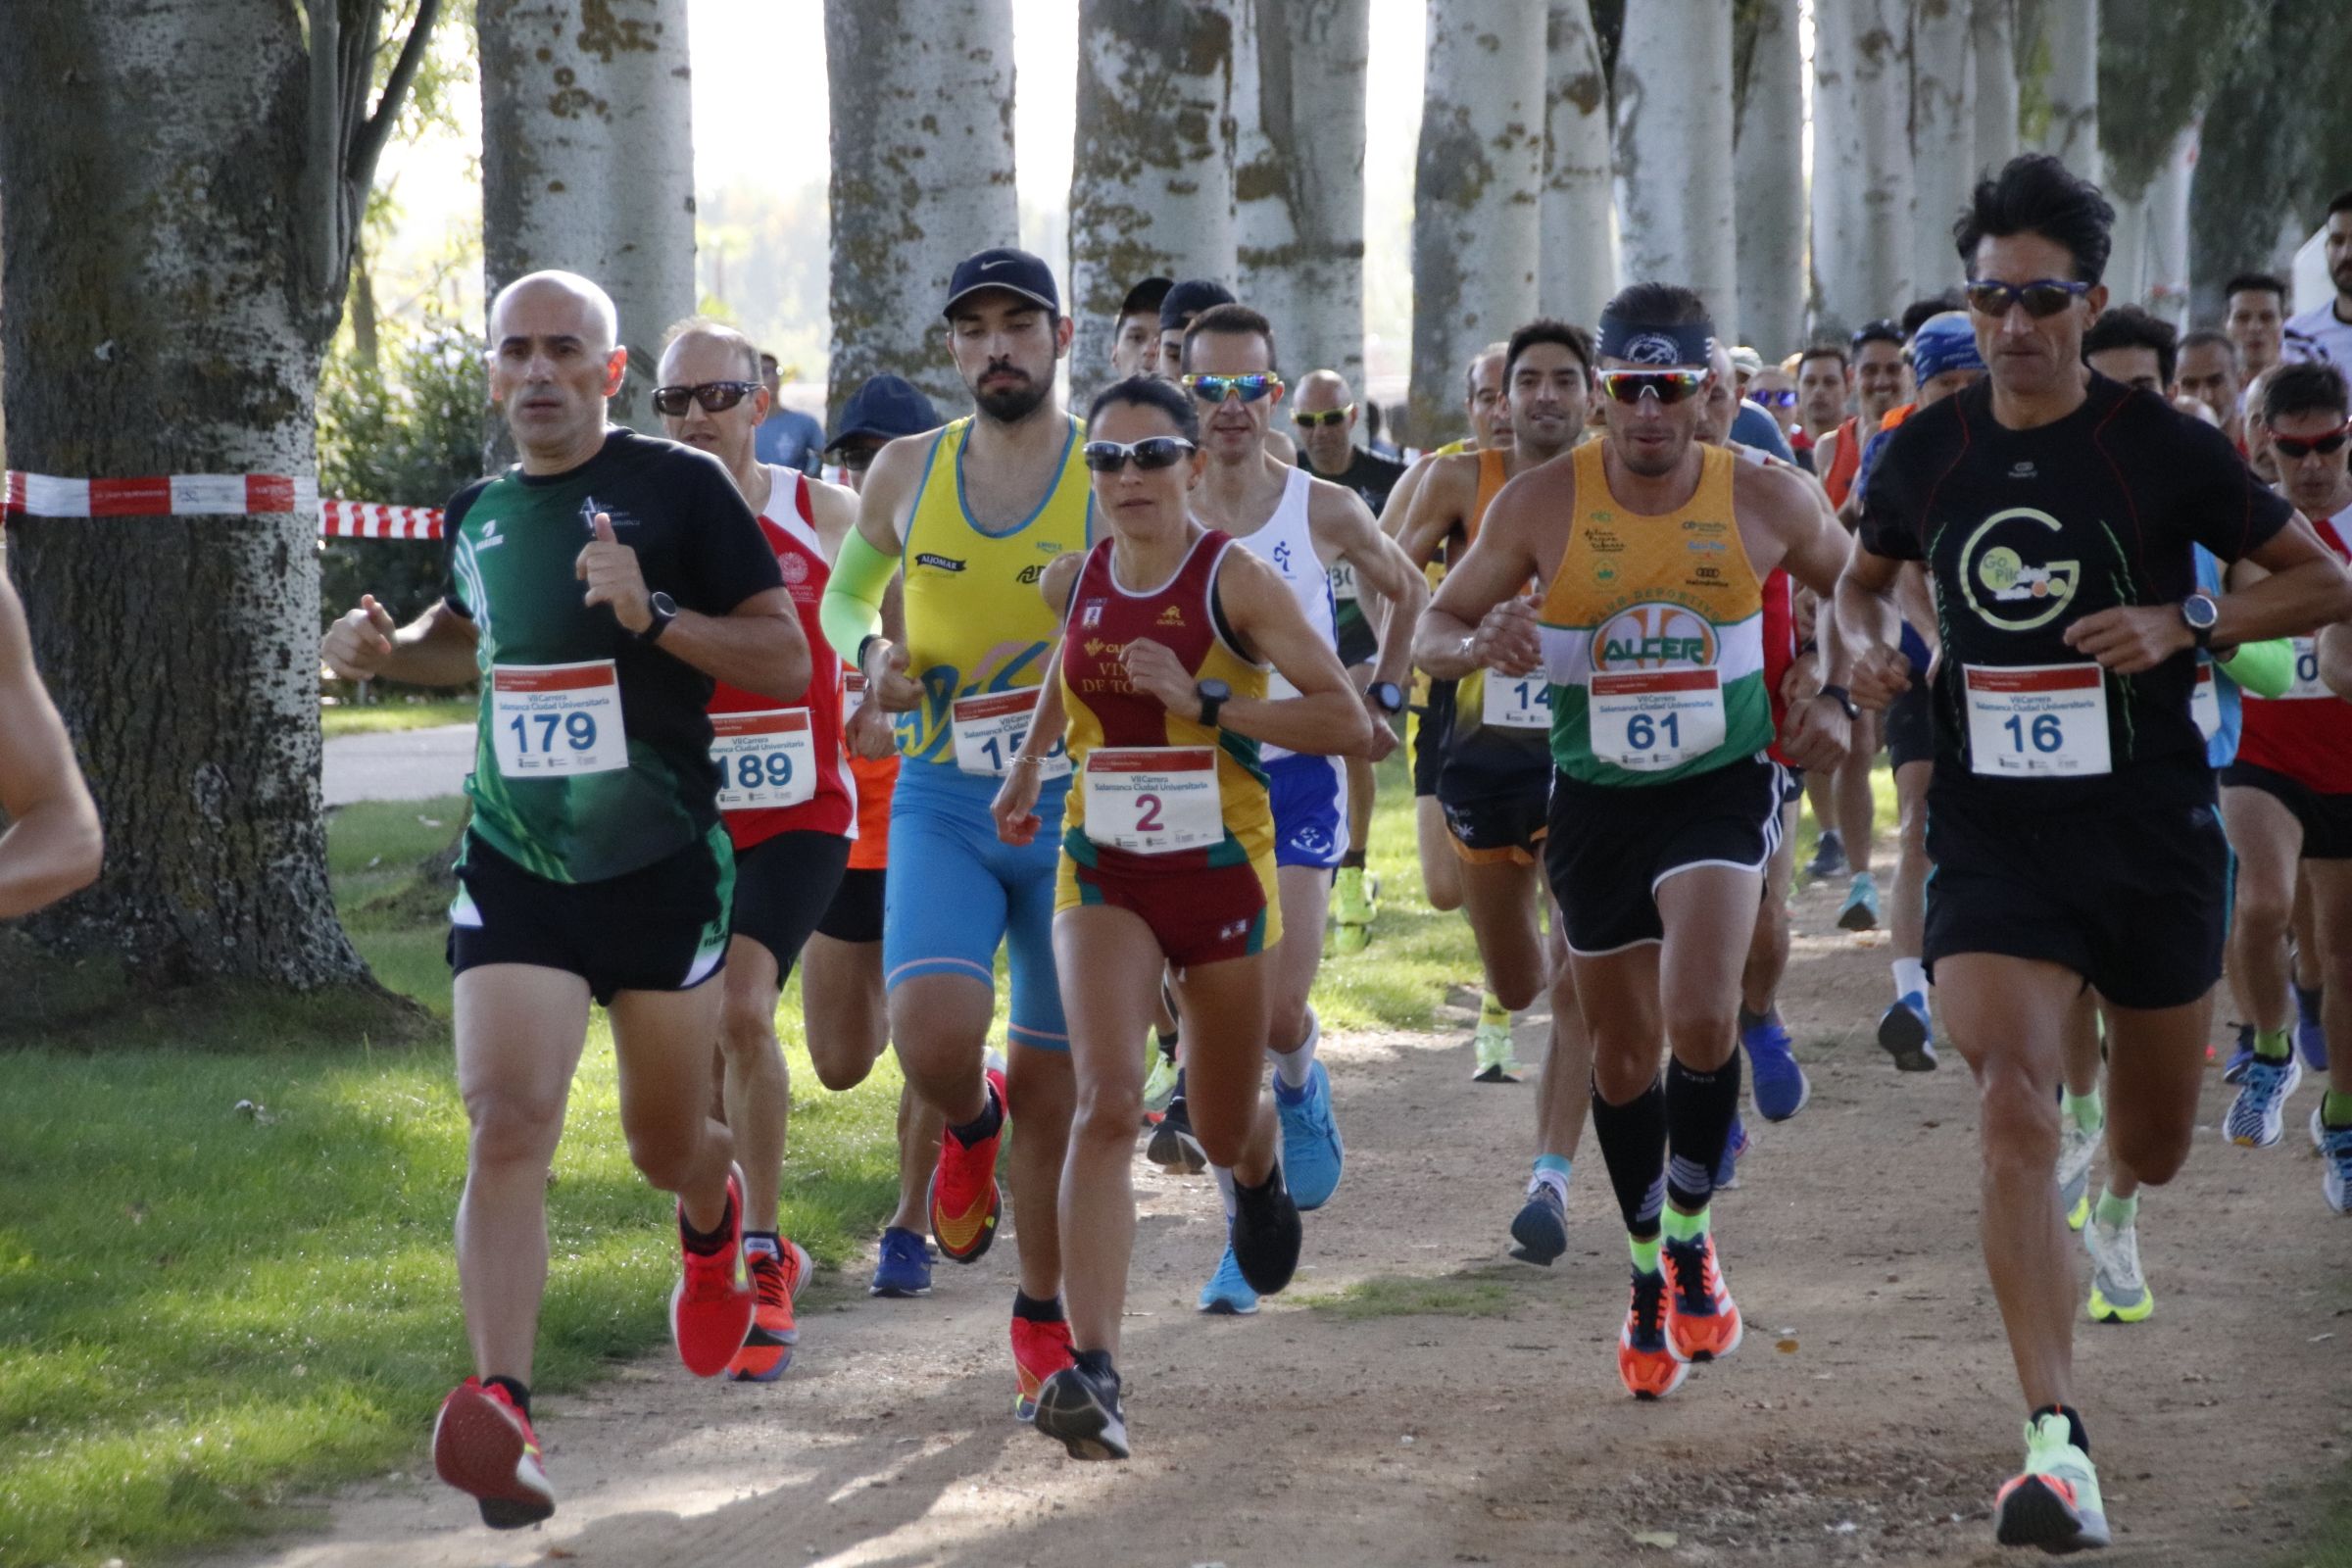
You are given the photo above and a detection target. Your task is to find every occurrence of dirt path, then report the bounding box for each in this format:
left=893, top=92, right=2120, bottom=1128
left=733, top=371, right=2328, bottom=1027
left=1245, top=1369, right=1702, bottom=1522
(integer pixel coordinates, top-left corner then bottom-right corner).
left=218, top=875, right=2349, bottom=1568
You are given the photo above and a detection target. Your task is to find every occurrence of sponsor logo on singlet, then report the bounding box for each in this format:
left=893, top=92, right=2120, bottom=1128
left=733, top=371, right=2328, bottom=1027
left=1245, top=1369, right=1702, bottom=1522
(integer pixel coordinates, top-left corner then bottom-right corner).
left=1958, top=508, right=2081, bottom=631
left=914, top=553, right=966, bottom=572
left=1593, top=603, right=1720, bottom=669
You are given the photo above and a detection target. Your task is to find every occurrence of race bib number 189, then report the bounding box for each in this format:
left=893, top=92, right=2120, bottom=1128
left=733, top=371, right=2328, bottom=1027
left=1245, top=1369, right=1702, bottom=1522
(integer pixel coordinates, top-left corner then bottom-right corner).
left=491, top=661, right=628, bottom=778
left=1963, top=662, right=2112, bottom=777
left=711, top=710, right=817, bottom=810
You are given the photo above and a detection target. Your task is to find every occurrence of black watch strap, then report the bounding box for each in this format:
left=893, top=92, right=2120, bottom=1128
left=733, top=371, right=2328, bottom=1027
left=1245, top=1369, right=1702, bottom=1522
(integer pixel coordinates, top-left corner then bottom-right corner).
left=1196, top=683, right=1228, bottom=727
left=1817, top=683, right=1859, bottom=720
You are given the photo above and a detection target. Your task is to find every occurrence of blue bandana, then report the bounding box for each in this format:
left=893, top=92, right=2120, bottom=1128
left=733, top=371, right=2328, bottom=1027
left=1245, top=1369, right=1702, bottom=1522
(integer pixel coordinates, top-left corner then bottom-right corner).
left=1909, top=312, right=1984, bottom=383
left=1596, top=314, right=1715, bottom=369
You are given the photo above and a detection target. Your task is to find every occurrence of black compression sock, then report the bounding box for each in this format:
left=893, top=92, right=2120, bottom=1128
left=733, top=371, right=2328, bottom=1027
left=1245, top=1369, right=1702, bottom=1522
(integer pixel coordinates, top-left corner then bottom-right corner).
left=1665, top=1053, right=1744, bottom=1211
left=1011, top=1290, right=1064, bottom=1324
left=1590, top=1073, right=1669, bottom=1242
left=486, top=1375, right=531, bottom=1418
left=2032, top=1402, right=2089, bottom=1454
left=948, top=1079, right=1004, bottom=1145
left=680, top=1189, right=736, bottom=1254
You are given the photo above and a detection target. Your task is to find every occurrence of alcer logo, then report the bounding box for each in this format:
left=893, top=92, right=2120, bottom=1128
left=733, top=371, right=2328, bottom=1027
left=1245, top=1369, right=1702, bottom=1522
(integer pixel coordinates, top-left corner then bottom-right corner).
left=1592, top=602, right=1718, bottom=669
left=1958, top=508, right=2079, bottom=631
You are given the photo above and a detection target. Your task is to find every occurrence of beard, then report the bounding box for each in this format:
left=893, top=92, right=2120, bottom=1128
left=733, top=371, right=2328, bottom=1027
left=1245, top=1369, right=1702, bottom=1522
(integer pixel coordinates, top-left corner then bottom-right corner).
left=974, top=371, right=1052, bottom=424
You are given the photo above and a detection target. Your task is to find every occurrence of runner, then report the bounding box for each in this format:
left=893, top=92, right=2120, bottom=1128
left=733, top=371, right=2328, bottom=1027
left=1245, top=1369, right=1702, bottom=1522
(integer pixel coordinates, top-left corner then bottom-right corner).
left=2285, top=190, right=2352, bottom=368
left=991, top=374, right=1375, bottom=1459
left=1417, top=281, right=1858, bottom=1405
left=321, top=270, right=811, bottom=1528
left=1292, top=367, right=1408, bottom=955
left=1156, top=281, right=1298, bottom=465
left=817, top=246, right=1090, bottom=1420
left=656, top=319, right=860, bottom=1380
left=810, top=372, right=950, bottom=1299
left=2177, top=329, right=2246, bottom=450
left=1111, top=277, right=1174, bottom=380
left=0, top=565, right=102, bottom=917
left=1792, top=342, right=1853, bottom=475
left=1177, top=301, right=1427, bottom=1311
left=1833, top=155, right=2351, bottom=1550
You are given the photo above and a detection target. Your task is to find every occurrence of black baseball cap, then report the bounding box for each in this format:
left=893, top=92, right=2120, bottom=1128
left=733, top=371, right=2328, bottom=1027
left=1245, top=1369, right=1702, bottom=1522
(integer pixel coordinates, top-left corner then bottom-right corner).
left=826, top=374, right=942, bottom=451
left=1158, top=278, right=1236, bottom=331
left=943, top=247, right=1060, bottom=318
left=1119, top=276, right=1175, bottom=320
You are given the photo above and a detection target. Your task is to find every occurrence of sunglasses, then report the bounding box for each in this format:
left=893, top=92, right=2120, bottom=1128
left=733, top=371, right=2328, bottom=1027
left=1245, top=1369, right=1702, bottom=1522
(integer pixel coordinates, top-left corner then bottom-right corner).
left=1753, top=388, right=1798, bottom=409
left=2272, top=424, right=2352, bottom=461
left=652, top=379, right=760, bottom=416
left=1963, top=278, right=2093, bottom=319
left=834, top=446, right=880, bottom=472
left=1293, top=405, right=1354, bottom=429
left=1595, top=369, right=1706, bottom=406
left=1082, top=437, right=1198, bottom=472
left=1182, top=373, right=1283, bottom=404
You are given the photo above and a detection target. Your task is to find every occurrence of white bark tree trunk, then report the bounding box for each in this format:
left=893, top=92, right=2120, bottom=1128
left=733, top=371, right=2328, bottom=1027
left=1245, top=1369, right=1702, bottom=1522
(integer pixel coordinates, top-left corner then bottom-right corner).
left=1068, top=0, right=1241, bottom=399
left=1235, top=0, right=1369, bottom=389
left=1407, top=0, right=1544, bottom=446
left=820, top=0, right=1020, bottom=421
left=2040, top=0, right=2101, bottom=180
left=1732, top=0, right=1803, bottom=356
left=1542, top=0, right=1615, bottom=332
left=479, top=1, right=696, bottom=437
left=1911, top=0, right=1977, bottom=295
left=2105, top=186, right=2153, bottom=307
left=1972, top=0, right=2020, bottom=176
left=1809, top=0, right=1914, bottom=336
left=2143, top=122, right=2197, bottom=328
left=1615, top=0, right=1739, bottom=338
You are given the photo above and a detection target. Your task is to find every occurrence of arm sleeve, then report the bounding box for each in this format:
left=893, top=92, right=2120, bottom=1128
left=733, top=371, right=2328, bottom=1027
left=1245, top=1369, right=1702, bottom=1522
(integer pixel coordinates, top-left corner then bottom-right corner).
left=2217, top=636, right=2296, bottom=698
left=821, top=524, right=899, bottom=662
left=680, top=462, right=784, bottom=616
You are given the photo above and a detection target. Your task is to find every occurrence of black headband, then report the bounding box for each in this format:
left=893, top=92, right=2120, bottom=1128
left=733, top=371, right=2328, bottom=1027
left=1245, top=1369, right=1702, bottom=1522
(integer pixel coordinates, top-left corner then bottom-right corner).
left=1596, top=314, right=1715, bottom=369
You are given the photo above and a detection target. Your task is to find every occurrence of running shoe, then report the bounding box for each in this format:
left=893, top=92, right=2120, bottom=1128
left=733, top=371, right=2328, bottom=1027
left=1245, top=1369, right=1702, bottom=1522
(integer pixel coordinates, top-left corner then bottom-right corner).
left=727, top=1238, right=812, bottom=1382
left=2295, top=983, right=2328, bottom=1072
left=930, top=1061, right=1008, bottom=1262
left=2083, top=1208, right=2152, bottom=1323
left=1146, top=1086, right=1208, bottom=1174
left=2056, top=1123, right=2098, bottom=1233
left=1229, top=1169, right=1302, bottom=1297
left=1742, top=1016, right=1809, bottom=1121
left=1142, top=1041, right=1180, bottom=1116
left=1332, top=865, right=1378, bottom=955
left=1508, top=1180, right=1568, bottom=1266
left=1198, top=1242, right=1261, bottom=1314
left=1009, top=1309, right=1075, bottom=1422
left=1877, top=990, right=1937, bottom=1072
left=2221, top=1022, right=2256, bottom=1086
left=1033, top=1358, right=1130, bottom=1461
left=1993, top=1411, right=2110, bottom=1552
left=2224, top=1054, right=2302, bottom=1149
left=1712, top=1115, right=1749, bottom=1192
left=868, top=1226, right=933, bottom=1298
left=1616, top=1268, right=1689, bottom=1400
left=671, top=1163, right=756, bottom=1378
left=2316, top=1107, right=2352, bottom=1216
left=1275, top=1056, right=1345, bottom=1210
left=1837, top=871, right=1882, bottom=932
left=1805, top=827, right=1845, bottom=882
left=1661, top=1232, right=1743, bottom=1363
left=1471, top=1018, right=1522, bottom=1083
left=432, top=1377, right=554, bottom=1530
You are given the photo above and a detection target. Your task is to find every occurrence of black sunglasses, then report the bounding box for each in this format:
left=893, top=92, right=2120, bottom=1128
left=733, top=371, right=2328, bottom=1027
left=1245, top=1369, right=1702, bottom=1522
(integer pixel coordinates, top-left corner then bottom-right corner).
left=652, top=380, right=760, bottom=416
left=1082, top=437, right=1197, bottom=472
left=2272, top=424, right=2352, bottom=461
left=1963, top=278, right=2093, bottom=319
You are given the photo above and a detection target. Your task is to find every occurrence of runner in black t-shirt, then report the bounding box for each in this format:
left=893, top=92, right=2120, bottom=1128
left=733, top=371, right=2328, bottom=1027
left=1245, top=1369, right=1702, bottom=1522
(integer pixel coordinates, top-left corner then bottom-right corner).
left=1833, top=155, right=2352, bottom=1555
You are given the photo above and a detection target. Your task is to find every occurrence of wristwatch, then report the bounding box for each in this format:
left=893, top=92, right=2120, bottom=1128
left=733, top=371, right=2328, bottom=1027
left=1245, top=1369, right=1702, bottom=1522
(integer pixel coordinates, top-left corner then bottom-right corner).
left=639, top=590, right=678, bottom=644
left=2180, top=591, right=2219, bottom=653
left=1195, top=677, right=1233, bottom=727
left=1365, top=680, right=1405, bottom=714
left=1815, top=683, right=1859, bottom=720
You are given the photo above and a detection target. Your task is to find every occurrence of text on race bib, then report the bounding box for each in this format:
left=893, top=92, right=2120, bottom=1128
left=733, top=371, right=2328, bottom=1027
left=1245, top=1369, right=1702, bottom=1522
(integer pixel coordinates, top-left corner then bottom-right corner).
left=1588, top=669, right=1726, bottom=770
left=1081, top=747, right=1224, bottom=856
left=1329, top=559, right=1359, bottom=603
left=1963, top=662, right=2112, bottom=778
left=2190, top=663, right=2221, bottom=743
left=1481, top=669, right=1553, bottom=730
left=2281, top=637, right=2331, bottom=701
left=952, top=689, right=1071, bottom=779
left=711, top=710, right=817, bottom=811
left=491, top=661, right=628, bottom=779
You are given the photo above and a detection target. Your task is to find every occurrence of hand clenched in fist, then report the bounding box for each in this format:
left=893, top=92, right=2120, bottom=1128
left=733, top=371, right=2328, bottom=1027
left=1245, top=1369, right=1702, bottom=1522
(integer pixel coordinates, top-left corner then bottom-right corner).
left=575, top=512, right=652, bottom=633
left=322, top=593, right=399, bottom=681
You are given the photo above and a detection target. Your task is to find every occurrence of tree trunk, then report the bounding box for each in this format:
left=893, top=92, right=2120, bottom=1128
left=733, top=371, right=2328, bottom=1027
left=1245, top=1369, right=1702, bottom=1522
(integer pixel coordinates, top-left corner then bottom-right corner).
left=2142, top=122, right=2196, bottom=328
left=1614, top=1, right=1738, bottom=337
left=1068, top=0, right=1241, bottom=402
left=0, top=0, right=431, bottom=989
left=1972, top=0, right=2020, bottom=175
left=1731, top=0, right=1801, bottom=357
left=2038, top=0, right=2099, bottom=179
left=1910, top=0, right=1976, bottom=296
left=1407, top=0, right=1544, bottom=447
left=479, top=0, right=696, bottom=437
left=1234, top=0, right=1369, bottom=390
left=1808, top=0, right=1913, bottom=337
left=1543, top=0, right=1615, bottom=333
left=821, top=0, right=1020, bottom=422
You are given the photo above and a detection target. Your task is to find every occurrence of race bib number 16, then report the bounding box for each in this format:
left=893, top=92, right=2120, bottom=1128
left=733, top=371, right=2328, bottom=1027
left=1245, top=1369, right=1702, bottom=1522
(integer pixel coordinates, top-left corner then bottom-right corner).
left=1963, top=662, right=2112, bottom=777
left=492, top=661, right=628, bottom=778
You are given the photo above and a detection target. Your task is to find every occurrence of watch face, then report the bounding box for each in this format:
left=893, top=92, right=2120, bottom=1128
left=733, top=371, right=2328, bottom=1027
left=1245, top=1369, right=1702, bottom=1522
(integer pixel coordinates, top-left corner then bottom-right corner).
left=1199, top=679, right=1232, bottom=702
left=2185, top=595, right=2218, bottom=629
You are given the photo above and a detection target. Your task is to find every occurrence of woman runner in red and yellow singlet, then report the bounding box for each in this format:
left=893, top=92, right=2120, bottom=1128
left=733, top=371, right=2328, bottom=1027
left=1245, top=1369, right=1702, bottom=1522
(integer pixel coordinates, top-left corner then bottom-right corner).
left=992, top=377, right=1373, bottom=1462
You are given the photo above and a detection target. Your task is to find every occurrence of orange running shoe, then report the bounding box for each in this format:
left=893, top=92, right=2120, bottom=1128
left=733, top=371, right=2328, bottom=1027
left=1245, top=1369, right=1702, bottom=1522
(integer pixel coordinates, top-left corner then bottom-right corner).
left=1662, top=1231, right=1744, bottom=1363
left=930, top=1062, right=1008, bottom=1264
left=1616, top=1268, right=1689, bottom=1400
left=1010, top=1308, right=1075, bottom=1422
left=432, top=1377, right=554, bottom=1529
left=727, top=1238, right=812, bottom=1383
left=671, top=1163, right=756, bottom=1378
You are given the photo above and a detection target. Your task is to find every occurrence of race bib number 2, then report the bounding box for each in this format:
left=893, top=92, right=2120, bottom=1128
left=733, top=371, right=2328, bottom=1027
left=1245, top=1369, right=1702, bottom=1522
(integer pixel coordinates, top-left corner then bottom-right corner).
left=492, top=661, right=628, bottom=778
left=952, top=689, right=1071, bottom=779
left=711, top=710, right=817, bottom=810
left=1082, top=747, right=1223, bottom=856
left=1963, top=662, right=2111, bottom=777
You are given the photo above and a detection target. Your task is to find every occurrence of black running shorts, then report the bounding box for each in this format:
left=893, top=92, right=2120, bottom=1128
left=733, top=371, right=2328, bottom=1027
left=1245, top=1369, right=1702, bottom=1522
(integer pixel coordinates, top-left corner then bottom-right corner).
left=1544, top=756, right=1788, bottom=956
left=449, top=828, right=730, bottom=1005
left=1441, top=776, right=1551, bottom=866
left=1884, top=675, right=1936, bottom=772
left=731, top=830, right=852, bottom=980
left=1412, top=680, right=1455, bottom=798
left=815, top=865, right=886, bottom=945
left=1336, top=612, right=1379, bottom=669
left=2221, top=761, right=2352, bottom=860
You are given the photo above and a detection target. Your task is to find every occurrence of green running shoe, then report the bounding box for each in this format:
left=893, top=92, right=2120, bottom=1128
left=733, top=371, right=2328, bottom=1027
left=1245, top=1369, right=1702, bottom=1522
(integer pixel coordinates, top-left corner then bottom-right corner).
left=1994, top=1412, right=2110, bottom=1551
left=1471, top=1018, right=1521, bottom=1083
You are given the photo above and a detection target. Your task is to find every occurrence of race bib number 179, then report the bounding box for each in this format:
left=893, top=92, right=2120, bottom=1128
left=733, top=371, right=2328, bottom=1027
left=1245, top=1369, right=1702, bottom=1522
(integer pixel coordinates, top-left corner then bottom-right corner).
left=491, top=661, right=628, bottom=778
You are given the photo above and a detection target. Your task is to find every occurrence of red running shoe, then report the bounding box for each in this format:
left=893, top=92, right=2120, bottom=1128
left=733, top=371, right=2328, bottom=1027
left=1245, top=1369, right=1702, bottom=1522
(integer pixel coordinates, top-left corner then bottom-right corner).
left=1010, top=1308, right=1075, bottom=1422
left=930, top=1061, right=1008, bottom=1264
left=1616, top=1268, right=1690, bottom=1400
left=727, top=1238, right=812, bottom=1383
left=1662, top=1231, right=1745, bottom=1363
left=432, top=1377, right=554, bottom=1529
left=671, top=1163, right=756, bottom=1378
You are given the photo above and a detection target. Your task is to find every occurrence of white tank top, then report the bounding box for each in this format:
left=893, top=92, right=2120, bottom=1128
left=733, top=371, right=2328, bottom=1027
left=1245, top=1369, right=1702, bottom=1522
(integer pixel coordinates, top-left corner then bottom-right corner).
left=1227, top=466, right=1336, bottom=759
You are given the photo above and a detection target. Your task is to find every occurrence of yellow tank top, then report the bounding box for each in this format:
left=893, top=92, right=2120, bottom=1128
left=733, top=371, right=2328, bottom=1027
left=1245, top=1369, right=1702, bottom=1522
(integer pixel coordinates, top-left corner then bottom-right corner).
left=897, top=415, right=1093, bottom=775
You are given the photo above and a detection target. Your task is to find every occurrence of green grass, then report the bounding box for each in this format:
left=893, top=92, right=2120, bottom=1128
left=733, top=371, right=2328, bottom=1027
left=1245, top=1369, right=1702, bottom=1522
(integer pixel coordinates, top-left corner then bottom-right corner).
left=1303, top=1273, right=1516, bottom=1322
left=318, top=697, right=475, bottom=739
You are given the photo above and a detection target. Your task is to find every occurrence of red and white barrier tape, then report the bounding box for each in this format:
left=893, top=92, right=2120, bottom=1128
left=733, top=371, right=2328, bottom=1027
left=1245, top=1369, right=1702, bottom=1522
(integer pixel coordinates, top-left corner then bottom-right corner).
left=318, top=499, right=444, bottom=540
left=5, top=470, right=443, bottom=540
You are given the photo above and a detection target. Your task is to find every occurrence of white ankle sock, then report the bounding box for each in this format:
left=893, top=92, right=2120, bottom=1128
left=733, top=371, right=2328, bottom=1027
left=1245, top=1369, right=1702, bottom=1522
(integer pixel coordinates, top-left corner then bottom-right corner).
left=1270, top=1007, right=1320, bottom=1090
left=1892, top=957, right=1928, bottom=1001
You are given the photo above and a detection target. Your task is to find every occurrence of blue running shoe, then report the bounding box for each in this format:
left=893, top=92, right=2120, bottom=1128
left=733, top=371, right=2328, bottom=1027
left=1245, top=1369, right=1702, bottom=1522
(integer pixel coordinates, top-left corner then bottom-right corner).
left=1878, top=991, right=1937, bottom=1072
left=2222, top=1023, right=2256, bottom=1086
left=2295, top=986, right=2329, bottom=1073
left=1198, top=1243, right=1259, bottom=1315
left=1275, top=1058, right=1344, bottom=1211
left=2225, top=1054, right=2301, bottom=1148
left=1805, top=828, right=1845, bottom=883
left=869, top=1226, right=933, bottom=1298
left=2314, top=1107, right=2352, bottom=1215
left=1713, top=1115, right=1749, bottom=1192
left=1509, top=1180, right=1569, bottom=1265
left=1742, top=1016, right=1809, bottom=1121
left=1838, top=871, right=1882, bottom=932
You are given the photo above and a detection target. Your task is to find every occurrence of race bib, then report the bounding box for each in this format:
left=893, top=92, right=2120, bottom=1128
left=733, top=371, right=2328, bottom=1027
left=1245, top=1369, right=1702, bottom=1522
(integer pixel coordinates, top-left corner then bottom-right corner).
left=1081, top=747, right=1223, bottom=856
left=1329, top=559, right=1359, bottom=604
left=951, top=689, right=1070, bottom=779
left=491, top=661, right=627, bottom=779
left=2191, top=663, right=2222, bottom=742
left=2281, top=637, right=2332, bottom=700
left=711, top=709, right=817, bottom=811
left=1588, top=669, right=1726, bottom=770
left=1963, top=662, right=2112, bottom=777
left=1481, top=670, right=1553, bottom=730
